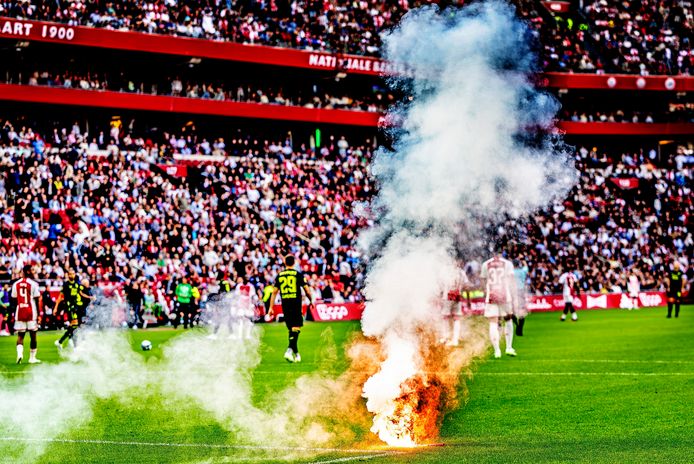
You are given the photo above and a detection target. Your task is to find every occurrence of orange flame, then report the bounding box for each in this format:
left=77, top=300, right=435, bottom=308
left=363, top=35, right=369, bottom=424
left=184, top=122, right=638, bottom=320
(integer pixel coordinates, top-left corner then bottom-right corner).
left=354, top=324, right=487, bottom=447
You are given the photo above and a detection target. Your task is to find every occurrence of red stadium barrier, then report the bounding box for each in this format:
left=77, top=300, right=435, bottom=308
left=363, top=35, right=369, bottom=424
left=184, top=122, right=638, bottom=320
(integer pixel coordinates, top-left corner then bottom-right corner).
left=542, top=73, right=694, bottom=92
left=272, top=292, right=668, bottom=322
left=555, top=122, right=694, bottom=136
left=0, top=17, right=393, bottom=76
left=524, top=291, right=667, bottom=312
left=0, top=84, right=381, bottom=127
left=0, top=17, right=692, bottom=89
left=0, top=84, right=689, bottom=133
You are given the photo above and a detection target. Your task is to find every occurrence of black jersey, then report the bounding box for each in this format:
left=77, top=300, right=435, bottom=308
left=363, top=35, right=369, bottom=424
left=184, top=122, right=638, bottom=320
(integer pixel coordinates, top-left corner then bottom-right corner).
left=274, top=268, right=306, bottom=303
left=63, top=280, right=82, bottom=310
left=669, top=270, right=684, bottom=294
left=78, top=284, right=91, bottom=309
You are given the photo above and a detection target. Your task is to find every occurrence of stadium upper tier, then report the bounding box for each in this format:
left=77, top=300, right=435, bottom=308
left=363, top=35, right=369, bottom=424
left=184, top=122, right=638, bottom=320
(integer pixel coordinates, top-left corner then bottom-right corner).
left=0, top=118, right=690, bottom=299
left=1, top=0, right=691, bottom=75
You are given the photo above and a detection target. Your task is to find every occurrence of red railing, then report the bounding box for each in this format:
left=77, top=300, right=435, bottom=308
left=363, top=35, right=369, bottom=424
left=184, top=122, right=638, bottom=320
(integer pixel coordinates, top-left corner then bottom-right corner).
left=1, top=84, right=692, bottom=134
left=0, top=84, right=381, bottom=127
left=0, top=17, right=692, bottom=90
left=556, top=121, right=694, bottom=136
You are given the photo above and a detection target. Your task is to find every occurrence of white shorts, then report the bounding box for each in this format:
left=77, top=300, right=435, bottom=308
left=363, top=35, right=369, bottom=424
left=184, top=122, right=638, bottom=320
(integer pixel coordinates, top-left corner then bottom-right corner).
left=442, top=301, right=463, bottom=317
left=563, top=294, right=574, bottom=306
left=14, top=320, right=38, bottom=332
left=484, top=303, right=512, bottom=318
left=629, top=292, right=639, bottom=299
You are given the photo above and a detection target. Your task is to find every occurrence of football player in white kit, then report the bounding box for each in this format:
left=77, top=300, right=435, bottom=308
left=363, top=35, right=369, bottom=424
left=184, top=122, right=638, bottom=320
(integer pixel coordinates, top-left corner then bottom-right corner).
left=558, top=268, right=580, bottom=321
left=441, top=266, right=469, bottom=346
left=12, top=265, right=42, bottom=364
left=480, top=254, right=516, bottom=358
left=232, top=277, right=258, bottom=340
left=627, top=269, right=641, bottom=310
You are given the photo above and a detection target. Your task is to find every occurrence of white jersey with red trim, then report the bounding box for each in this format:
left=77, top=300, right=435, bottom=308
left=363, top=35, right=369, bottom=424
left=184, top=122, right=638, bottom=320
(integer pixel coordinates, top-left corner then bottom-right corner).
left=558, top=272, right=579, bottom=301
left=447, top=269, right=469, bottom=302
left=235, top=283, right=256, bottom=316
left=480, top=257, right=514, bottom=305
left=12, top=278, right=40, bottom=322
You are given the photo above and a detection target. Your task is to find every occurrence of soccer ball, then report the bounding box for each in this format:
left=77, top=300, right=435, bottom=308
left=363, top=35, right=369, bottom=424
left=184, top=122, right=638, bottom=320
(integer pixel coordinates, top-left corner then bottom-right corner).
left=141, top=340, right=152, bottom=351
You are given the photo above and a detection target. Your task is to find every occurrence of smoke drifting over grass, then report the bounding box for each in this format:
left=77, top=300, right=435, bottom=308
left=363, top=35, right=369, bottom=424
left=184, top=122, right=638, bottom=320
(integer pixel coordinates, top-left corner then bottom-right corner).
left=359, top=1, right=577, bottom=445
left=0, top=306, right=371, bottom=460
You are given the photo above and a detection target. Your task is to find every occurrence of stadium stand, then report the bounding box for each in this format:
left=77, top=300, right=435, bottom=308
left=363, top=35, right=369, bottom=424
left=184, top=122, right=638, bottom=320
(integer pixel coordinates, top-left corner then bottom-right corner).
left=2, top=0, right=691, bottom=74
left=0, top=119, right=690, bottom=306
left=0, top=0, right=690, bottom=327
left=5, top=69, right=390, bottom=113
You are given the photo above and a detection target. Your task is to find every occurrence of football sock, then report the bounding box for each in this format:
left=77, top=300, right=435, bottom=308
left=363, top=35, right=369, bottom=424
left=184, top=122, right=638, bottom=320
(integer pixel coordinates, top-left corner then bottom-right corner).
left=563, top=305, right=569, bottom=315
left=667, top=303, right=672, bottom=317
left=16, top=344, right=23, bottom=359
left=516, top=317, right=525, bottom=336
left=505, top=320, right=514, bottom=350
left=288, top=329, right=300, bottom=354
left=244, top=320, right=253, bottom=339
left=30, top=349, right=37, bottom=360
left=488, top=322, right=500, bottom=353
left=452, top=320, right=461, bottom=344
left=675, top=304, right=680, bottom=318
left=58, top=331, right=69, bottom=344
left=441, top=320, right=450, bottom=341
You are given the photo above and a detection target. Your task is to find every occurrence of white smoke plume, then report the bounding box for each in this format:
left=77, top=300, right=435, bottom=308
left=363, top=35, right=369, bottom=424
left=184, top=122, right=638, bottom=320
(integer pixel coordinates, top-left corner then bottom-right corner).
left=0, top=329, right=147, bottom=461
left=0, top=296, right=369, bottom=461
left=360, top=1, right=577, bottom=445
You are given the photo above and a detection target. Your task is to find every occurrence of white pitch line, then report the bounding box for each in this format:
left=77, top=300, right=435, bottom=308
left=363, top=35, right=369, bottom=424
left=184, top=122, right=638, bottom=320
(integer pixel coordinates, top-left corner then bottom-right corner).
left=514, top=359, right=694, bottom=364
left=479, top=372, right=694, bottom=376
left=311, top=452, right=398, bottom=464
left=0, top=437, right=388, bottom=455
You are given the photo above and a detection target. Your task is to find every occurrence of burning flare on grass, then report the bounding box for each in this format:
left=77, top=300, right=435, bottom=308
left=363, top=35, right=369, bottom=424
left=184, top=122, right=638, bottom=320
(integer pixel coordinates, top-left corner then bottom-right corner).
left=360, top=1, right=576, bottom=446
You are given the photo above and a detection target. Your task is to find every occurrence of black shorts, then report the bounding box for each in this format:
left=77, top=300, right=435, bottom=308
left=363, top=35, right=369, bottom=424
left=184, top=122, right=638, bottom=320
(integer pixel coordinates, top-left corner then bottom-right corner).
left=282, top=302, right=303, bottom=329
left=667, top=293, right=682, bottom=303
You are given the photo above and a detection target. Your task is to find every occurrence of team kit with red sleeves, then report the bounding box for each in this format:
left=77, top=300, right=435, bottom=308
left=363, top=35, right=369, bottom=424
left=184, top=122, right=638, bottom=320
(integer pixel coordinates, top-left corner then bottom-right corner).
left=481, top=256, right=517, bottom=359
left=12, top=276, right=41, bottom=364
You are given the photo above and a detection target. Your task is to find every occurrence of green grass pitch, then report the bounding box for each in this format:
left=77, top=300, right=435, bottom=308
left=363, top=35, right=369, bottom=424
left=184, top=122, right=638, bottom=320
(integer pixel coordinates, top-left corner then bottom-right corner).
left=0, top=306, right=692, bottom=463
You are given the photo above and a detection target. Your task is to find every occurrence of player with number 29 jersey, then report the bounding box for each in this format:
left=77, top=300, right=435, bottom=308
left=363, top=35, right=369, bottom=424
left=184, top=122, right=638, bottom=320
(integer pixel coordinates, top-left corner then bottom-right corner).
left=269, top=255, right=315, bottom=364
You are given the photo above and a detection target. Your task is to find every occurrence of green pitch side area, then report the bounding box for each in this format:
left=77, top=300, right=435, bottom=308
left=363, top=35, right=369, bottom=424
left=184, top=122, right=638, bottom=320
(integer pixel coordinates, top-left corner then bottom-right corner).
left=0, top=306, right=692, bottom=463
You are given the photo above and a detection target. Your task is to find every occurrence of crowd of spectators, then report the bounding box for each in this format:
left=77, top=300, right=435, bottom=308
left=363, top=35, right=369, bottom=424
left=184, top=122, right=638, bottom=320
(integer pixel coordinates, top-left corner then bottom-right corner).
left=498, top=144, right=692, bottom=295
left=0, top=119, right=371, bottom=309
left=532, top=0, right=692, bottom=75
left=564, top=110, right=659, bottom=123
left=582, top=0, right=692, bottom=75
left=0, top=119, right=690, bottom=311
left=10, top=70, right=391, bottom=113
left=4, top=0, right=423, bottom=56
left=3, top=0, right=691, bottom=75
